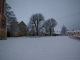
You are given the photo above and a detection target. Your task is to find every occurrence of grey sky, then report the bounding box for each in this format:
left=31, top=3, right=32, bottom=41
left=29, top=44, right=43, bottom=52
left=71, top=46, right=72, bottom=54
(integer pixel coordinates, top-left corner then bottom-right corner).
left=6, top=0, right=80, bottom=31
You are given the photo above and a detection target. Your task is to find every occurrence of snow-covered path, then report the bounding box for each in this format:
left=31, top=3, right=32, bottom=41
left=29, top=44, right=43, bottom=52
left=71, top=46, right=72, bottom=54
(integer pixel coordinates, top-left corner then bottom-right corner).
left=0, top=36, right=80, bottom=60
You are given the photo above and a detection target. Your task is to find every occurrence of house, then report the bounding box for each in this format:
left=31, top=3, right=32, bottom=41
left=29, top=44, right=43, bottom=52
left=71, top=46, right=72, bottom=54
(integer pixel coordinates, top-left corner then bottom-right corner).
left=67, top=30, right=80, bottom=40
left=7, top=21, right=27, bottom=37
left=0, top=0, right=7, bottom=39
left=66, top=30, right=80, bottom=36
left=10, top=22, right=20, bottom=37
left=18, top=21, right=28, bottom=36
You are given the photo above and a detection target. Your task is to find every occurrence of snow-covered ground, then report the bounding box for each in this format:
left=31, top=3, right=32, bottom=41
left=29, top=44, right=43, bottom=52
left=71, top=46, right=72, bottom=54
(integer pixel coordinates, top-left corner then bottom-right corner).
left=0, top=36, right=80, bottom=60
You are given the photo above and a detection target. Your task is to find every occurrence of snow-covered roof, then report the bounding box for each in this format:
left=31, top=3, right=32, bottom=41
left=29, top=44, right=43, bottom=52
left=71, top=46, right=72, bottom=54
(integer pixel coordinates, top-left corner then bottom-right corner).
left=67, top=30, right=80, bottom=32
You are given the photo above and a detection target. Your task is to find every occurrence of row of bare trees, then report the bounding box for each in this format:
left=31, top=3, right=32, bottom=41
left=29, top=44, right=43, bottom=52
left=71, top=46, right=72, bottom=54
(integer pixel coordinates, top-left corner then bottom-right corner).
left=28, top=13, right=57, bottom=36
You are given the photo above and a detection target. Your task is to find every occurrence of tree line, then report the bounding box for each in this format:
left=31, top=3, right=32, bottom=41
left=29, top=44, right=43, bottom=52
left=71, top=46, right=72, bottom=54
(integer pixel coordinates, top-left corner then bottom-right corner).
left=28, top=13, right=57, bottom=36
left=6, top=3, right=67, bottom=36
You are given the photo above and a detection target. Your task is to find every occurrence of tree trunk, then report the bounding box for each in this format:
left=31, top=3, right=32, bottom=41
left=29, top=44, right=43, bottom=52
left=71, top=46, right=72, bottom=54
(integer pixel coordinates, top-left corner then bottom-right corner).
left=36, top=31, right=38, bottom=36
left=36, top=21, right=38, bottom=36
left=50, top=29, right=52, bottom=36
left=36, top=14, right=39, bottom=36
left=36, top=26, right=38, bottom=36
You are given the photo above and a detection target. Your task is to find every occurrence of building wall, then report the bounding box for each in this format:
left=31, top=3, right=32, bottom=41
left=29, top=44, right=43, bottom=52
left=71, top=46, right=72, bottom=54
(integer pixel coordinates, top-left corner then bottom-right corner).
left=38, top=32, right=45, bottom=36
left=10, top=22, right=20, bottom=37
left=18, top=21, right=27, bottom=36
left=0, top=0, right=5, bottom=15
left=19, top=31, right=27, bottom=36
left=67, top=31, right=80, bottom=36
left=0, top=0, right=6, bottom=39
left=10, top=32, right=19, bottom=37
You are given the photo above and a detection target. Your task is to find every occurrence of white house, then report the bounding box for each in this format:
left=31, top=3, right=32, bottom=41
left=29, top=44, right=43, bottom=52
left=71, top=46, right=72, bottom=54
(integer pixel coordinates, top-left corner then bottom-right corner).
left=66, top=30, right=80, bottom=36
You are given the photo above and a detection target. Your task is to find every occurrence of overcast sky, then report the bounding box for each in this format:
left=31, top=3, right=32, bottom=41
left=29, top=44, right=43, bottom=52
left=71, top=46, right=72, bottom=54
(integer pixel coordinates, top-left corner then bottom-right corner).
left=6, top=0, right=80, bottom=31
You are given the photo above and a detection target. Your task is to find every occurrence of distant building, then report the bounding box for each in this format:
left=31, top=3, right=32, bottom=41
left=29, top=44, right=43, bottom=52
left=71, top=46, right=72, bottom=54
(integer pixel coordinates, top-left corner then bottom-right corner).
left=67, top=30, right=80, bottom=36
left=38, top=31, right=45, bottom=36
left=51, top=31, right=61, bottom=36
left=0, top=0, right=7, bottom=39
left=45, top=31, right=61, bottom=36
left=18, top=21, right=28, bottom=36
left=54, top=31, right=61, bottom=36
left=10, top=22, right=20, bottom=37
left=7, top=21, right=27, bottom=37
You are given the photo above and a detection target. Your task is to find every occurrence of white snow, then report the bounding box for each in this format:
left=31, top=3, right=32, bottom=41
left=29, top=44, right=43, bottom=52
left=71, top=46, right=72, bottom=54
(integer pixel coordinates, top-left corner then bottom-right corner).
left=0, top=36, right=80, bottom=60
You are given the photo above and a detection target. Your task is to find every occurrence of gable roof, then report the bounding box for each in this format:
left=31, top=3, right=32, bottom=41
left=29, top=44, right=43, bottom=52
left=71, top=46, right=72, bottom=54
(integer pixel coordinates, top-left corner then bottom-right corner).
left=18, top=21, right=27, bottom=27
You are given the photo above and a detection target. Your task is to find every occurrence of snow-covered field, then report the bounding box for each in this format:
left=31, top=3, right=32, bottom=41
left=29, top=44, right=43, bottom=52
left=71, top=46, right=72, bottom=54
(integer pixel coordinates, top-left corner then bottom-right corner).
left=0, top=36, right=80, bottom=60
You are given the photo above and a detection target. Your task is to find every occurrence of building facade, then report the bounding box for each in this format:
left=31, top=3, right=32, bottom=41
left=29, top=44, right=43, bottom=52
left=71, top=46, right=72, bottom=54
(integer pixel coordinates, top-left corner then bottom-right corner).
left=10, top=22, right=20, bottom=37
left=0, top=0, right=6, bottom=39
left=18, top=21, right=27, bottom=36
left=67, top=30, right=80, bottom=36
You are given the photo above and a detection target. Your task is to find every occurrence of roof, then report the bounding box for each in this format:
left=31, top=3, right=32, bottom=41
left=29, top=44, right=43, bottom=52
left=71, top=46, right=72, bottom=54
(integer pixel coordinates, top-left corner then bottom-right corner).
left=19, top=21, right=27, bottom=27
left=67, top=30, right=80, bottom=32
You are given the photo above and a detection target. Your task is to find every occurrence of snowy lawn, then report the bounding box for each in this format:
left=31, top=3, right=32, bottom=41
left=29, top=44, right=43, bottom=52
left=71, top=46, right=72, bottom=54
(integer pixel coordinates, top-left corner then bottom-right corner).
left=0, top=36, right=80, bottom=60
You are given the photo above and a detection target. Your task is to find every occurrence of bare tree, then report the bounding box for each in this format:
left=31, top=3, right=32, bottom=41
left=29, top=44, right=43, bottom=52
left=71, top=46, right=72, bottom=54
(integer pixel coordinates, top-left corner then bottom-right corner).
left=5, top=3, right=17, bottom=31
left=28, top=13, right=45, bottom=36
left=44, top=18, right=57, bottom=35
left=30, top=25, right=36, bottom=36
left=61, top=25, right=68, bottom=35
left=43, top=20, right=49, bottom=34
